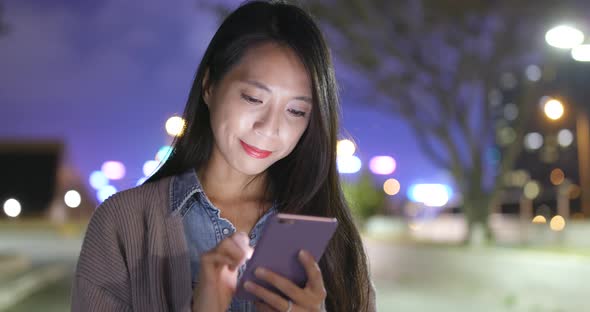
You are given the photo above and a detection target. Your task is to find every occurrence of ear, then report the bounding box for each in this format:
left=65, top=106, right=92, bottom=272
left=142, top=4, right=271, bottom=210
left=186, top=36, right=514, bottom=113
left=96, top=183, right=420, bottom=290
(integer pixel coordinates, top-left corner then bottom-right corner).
left=202, top=68, right=212, bottom=107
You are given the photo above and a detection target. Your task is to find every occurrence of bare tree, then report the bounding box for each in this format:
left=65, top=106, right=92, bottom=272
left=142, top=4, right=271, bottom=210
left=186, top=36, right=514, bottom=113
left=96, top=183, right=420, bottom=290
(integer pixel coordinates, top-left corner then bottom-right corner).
left=303, top=0, right=566, bottom=243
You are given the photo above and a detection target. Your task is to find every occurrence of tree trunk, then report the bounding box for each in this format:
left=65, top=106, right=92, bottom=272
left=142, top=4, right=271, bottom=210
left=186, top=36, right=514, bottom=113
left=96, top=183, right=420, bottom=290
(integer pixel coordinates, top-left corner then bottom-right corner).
left=462, top=195, right=494, bottom=245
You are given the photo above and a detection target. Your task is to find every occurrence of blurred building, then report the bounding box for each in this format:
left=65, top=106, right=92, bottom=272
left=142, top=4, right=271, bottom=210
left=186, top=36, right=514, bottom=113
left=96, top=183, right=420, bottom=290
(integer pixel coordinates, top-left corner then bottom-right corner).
left=494, top=60, right=590, bottom=219
left=0, top=140, right=95, bottom=222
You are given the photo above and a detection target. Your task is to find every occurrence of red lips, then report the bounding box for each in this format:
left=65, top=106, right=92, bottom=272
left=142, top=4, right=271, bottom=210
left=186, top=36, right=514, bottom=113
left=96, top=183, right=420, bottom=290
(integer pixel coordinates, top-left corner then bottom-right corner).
left=240, top=140, right=272, bottom=159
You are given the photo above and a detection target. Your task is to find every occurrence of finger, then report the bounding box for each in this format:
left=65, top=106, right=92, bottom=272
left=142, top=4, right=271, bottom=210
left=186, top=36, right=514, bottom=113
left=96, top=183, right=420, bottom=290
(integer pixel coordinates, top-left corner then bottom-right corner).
left=254, top=301, right=279, bottom=312
left=254, top=267, right=305, bottom=304
left=244, top=281, right=290, bottom=311
left=231, top=232, right=254, bottom=259
left=200, top=253, right=237, bottom=272
left=298, top=250, right=326, bottom=296
left=215, top=236, right=249, bottom=268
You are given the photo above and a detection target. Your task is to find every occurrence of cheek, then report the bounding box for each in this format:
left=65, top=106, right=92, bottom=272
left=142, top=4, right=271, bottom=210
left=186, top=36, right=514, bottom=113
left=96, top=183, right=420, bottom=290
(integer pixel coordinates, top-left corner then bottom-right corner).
left=281, top=123, right=308, bottom=152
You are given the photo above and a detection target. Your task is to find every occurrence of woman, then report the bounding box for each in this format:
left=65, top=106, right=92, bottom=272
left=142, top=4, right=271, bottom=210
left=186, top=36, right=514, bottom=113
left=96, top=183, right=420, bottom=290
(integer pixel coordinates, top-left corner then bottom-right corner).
left=71, top=1, right=375, bottom=311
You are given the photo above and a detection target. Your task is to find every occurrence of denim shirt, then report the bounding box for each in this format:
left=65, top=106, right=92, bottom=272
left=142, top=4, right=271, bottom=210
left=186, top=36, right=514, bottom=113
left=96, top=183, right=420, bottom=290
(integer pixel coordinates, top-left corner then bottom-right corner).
left=170, top=168, right=276, bottom=312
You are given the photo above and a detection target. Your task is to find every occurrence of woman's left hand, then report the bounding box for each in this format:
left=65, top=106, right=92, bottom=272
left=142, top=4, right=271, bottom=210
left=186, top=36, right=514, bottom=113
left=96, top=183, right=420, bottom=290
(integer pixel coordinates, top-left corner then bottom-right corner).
left=244, top=250, right=326, bottom=312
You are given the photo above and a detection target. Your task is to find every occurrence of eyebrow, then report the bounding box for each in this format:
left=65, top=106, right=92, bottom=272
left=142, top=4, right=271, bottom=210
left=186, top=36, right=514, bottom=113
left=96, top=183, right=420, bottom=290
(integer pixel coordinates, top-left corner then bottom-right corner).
left=243, top=80, right=313, bottom=104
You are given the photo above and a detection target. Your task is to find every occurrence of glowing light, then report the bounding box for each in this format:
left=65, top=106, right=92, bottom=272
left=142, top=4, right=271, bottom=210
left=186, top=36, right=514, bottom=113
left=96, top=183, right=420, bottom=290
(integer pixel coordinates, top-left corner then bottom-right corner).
left=550, top=215, right=566, bottom=231
left=504, top=170, right=530, bottom=187
left=571, top=44, right=590, bottom=62
left=64, top=190, right=81, bottom=208
left=497, top=127, right=516, bottom=146
left=383, top=178, right=401, bottom=196
left=3, top=198, right=21, bottom=218
left=524, top=132, right=543, bottom=150
left=336, top=155, right=361, bottom=174
left=369, top=156, right=396, bottom=175
left=550, top=168, right=565, bottom=186
left=89, top=170, right=109, bottom=190
left=143, top=160, right=160, bottom=177
left=557, top=129, right=574, bottom=147
left=136, top=176, right=148, bottom=186
left=156, top=146, right=173, bottom=162
left=532, top=215, right=547, bottom=224
left=523, top=181, right=541, bottom=200
left=503, top=104, right=519, bottom=121
left=408, top=184, right=451, bottom=207
left=545, top=25, right=584, bottom=49
left=488, top=89, right=502, bottom=107
left=101, top=161, right=126, bottom=180
left=336, top=140, right=356, bottom=157
left=525, top=65, right=542, bottom=82
left=569, top=184, right=581, bottom=199
left=97, top=185, right=117, bottom=203
left=165, top=116, right=186, bottom=137
left=544, top=99, right=564, bottom=120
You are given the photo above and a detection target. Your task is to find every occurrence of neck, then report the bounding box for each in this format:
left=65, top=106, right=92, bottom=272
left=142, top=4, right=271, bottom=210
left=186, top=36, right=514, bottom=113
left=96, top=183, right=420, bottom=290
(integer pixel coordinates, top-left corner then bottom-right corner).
left=198, top=155, right=268, bottom=204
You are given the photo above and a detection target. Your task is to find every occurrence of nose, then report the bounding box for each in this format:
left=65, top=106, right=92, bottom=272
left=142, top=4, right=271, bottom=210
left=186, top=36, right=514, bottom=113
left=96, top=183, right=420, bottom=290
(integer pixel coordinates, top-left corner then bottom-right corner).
left=253, top=106, right=280, bottom=138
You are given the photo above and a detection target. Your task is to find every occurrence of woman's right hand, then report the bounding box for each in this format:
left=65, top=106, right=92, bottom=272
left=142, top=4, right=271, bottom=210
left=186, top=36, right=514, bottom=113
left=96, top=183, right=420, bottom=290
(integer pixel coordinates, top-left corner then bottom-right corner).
left=192, top=232, right=253, bottom=312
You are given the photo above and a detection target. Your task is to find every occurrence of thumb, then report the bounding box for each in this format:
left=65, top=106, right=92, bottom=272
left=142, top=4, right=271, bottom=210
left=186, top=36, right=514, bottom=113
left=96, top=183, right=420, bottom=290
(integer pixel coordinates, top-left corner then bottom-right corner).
left=231, top=232, right=253, bottom=260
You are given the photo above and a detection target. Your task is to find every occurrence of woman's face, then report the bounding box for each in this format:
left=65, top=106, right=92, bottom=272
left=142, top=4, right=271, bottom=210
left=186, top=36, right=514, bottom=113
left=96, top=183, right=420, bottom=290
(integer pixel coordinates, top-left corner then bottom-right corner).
left=204, top=42, right=313, bottom=176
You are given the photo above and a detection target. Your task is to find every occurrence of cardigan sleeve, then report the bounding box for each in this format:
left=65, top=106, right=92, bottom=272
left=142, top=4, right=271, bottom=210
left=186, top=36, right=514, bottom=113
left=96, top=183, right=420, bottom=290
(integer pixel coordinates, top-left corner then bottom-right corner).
left=71, top=195, right=133, bottom=312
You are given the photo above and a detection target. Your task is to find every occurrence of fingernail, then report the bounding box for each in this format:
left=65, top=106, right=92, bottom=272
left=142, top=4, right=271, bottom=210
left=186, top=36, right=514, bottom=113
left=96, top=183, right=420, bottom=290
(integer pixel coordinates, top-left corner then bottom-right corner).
left=255, top=267, right=266, bottom=277
left=299, top=250, right=307, bottom=259
left=244, top=281, right=254, bottom=291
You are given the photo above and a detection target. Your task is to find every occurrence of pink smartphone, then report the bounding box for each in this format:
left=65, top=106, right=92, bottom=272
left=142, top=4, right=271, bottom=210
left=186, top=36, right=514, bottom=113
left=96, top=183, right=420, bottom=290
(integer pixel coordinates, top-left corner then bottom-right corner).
left=235, top=213, right=338, bottom=301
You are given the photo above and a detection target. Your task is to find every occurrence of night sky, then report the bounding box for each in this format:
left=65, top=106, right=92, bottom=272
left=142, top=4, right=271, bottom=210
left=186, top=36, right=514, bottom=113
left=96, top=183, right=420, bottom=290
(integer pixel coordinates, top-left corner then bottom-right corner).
left=0, top=0, right=446, bottom=199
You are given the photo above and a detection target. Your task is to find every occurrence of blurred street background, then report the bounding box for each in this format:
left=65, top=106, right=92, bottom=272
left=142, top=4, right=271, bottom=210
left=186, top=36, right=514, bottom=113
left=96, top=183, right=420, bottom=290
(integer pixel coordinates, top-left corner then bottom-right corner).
left=1, top=0, right=589, bottom=311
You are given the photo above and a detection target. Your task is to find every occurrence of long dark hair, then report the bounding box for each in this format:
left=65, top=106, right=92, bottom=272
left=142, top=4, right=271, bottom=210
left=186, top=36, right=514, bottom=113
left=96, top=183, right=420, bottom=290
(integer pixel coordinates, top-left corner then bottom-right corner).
left=147, top=1, right=372, bottom=310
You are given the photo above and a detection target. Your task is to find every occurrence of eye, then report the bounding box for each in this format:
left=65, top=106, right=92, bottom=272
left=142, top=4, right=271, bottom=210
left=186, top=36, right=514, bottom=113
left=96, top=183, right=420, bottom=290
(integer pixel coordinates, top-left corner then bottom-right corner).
left=241, top=93, right=262, bottom=104
left=287, top=108, right=306, bottom=117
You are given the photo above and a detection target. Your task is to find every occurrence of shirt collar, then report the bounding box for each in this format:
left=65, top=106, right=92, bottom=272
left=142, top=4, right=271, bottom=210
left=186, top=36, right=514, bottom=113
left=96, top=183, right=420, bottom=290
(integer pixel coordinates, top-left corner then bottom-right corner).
left=170, top=168, right=203, bottom=215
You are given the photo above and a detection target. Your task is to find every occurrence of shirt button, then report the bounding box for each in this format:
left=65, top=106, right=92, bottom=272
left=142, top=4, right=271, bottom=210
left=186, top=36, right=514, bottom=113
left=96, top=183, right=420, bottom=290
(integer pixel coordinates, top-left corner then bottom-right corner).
left=222, top=228, right=230, bottom=235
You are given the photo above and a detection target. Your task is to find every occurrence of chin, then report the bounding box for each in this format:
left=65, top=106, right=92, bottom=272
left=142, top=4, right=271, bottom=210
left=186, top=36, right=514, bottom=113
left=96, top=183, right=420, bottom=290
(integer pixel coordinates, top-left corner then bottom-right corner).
left=234, top=159, right=274, bottom=176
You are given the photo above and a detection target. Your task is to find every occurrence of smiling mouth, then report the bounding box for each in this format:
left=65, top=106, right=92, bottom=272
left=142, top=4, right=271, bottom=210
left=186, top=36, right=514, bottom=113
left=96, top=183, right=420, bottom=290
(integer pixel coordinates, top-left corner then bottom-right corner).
left=240, top=140, right=272, bottom=159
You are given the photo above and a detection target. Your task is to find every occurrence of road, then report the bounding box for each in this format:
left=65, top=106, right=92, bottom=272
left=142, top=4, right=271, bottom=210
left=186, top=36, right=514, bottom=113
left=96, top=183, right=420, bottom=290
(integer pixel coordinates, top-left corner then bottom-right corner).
left=1, top=222, right=589, bottom=311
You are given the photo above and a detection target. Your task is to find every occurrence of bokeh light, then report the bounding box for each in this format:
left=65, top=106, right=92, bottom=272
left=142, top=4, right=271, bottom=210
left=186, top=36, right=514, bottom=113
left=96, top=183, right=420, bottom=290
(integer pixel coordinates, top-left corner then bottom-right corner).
left=97, top=185, right=117, bottom=203
left=336, top=139, right=356, bottom=157
left=569, top=184, right=581, bottom=199
left=143, top=160, right=160, bottom=177
left=550, top=168, right=565, bottom=186
left=383, top=178, right=401, bottom=196
left=544, top=99, right=564, bottom=120
left=3, top=198, right=21, bottom=218
left=523, top=181, right=541, bottom=199
left=525, top=65, right=542, bottom=82
left=136, top=176, right=148, bottom=186
left=532, top=215, right=547, bottom=224
left=64, top=190, right=81, bottom=208
left=89, top=170, right=109, bottom=190
left=337, top=155, right=362, bottom=174
left=165, top=116, right=186, bottom=137
left=101, top=161, right=126, bottom=180
left=571, top=44, right=590, bottom=62
left=524, top=132, right=543, bottom=150
left=156, top=146, right=173, bottom=162
left=369, top=156, right=396, bottom=175
left=550, top=215, right=566, bottom=231
left=408, top=184, right=451, bottom=207
left=503, top=104, right=519, bottom=121
left=497, top=127, right=516, bottom=146
left=557, top=129, right=574, bottom=147
left=545, top=25, right=585, bottom=49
